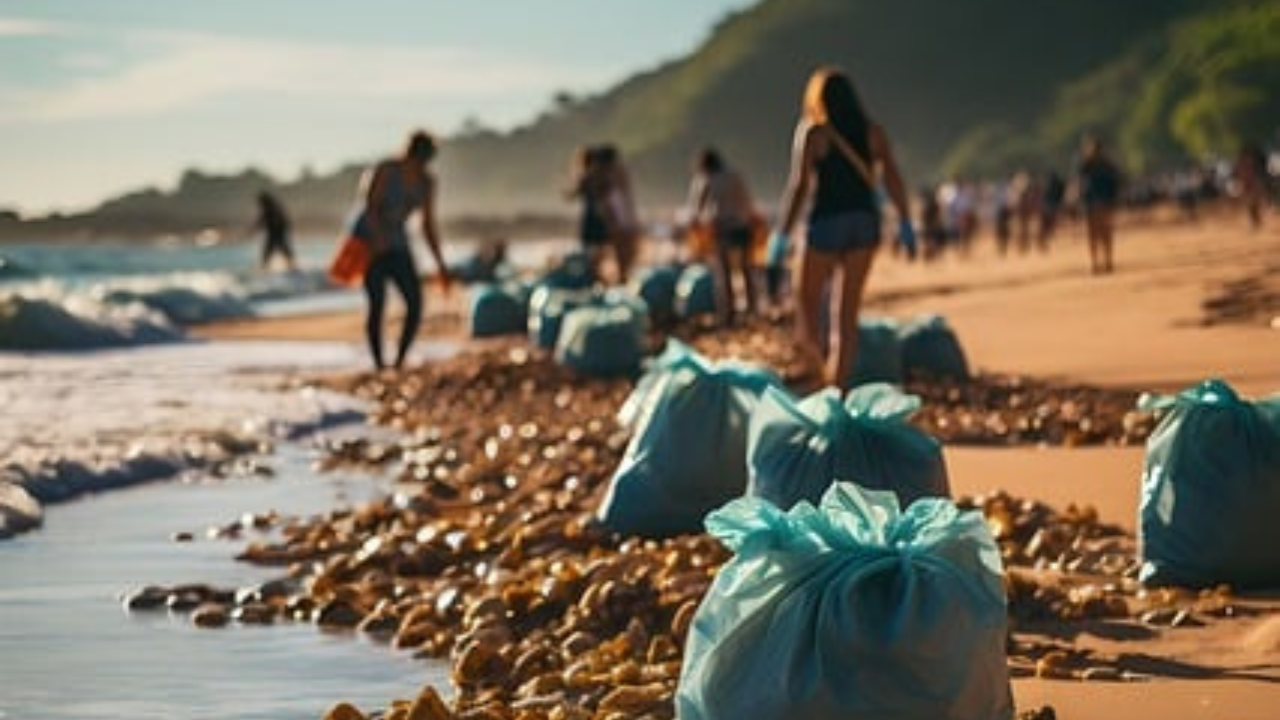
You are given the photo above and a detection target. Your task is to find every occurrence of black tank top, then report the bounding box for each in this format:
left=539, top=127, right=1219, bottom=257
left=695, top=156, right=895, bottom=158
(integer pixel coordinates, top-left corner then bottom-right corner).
left=809, top=132, right=877, bottom=220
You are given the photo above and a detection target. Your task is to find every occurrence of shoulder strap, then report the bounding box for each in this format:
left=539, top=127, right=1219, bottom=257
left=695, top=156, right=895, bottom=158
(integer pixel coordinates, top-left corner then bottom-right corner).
left=826, top=126, right=877, bottom=188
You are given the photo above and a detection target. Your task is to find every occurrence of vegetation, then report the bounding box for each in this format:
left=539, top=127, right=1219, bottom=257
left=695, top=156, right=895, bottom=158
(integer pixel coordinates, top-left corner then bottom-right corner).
left=5, top=0, right=1274, bottom=241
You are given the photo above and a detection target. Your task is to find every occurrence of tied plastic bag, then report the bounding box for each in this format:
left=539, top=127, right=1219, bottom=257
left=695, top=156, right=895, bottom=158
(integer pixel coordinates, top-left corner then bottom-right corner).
left=675, top=264, right=718, bottom=319
left=898, top=313, right=970, bottom=381
left=468, top=283, right=527, bottom=338
left=527, top=285, right=596, bottom=349
left=633, top=265, right=680, bottom=326
left=748, top=383, right=950, bottom=511
left=539, top=251, right=595, bottom=290
left=677, top=482, right=1013, bottom=720
left=1138, top=379, right=1280, bottom=589
left=599, top=340, right=781, bottom=538
left=553, top=298, right=648, bottom=378
left=849, top=316, right=904, bottom=386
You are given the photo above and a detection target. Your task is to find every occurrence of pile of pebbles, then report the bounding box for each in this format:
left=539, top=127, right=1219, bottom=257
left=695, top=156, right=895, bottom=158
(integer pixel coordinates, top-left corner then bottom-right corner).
left=122, top=329, right=1217, bottom=719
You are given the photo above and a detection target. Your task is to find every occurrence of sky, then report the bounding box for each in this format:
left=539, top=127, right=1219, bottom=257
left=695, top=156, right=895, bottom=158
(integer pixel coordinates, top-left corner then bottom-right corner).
left=0, top=0, right=756, bottom=215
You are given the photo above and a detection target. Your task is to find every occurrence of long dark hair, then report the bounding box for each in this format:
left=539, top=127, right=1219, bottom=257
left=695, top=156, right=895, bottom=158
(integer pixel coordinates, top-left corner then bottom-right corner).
left=803, top=67, right=871, bottom=160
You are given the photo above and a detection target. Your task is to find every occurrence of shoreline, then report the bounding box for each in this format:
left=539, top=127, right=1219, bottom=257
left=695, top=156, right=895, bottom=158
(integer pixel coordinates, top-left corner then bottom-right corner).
left=3, top=217, right=1278, bottom=718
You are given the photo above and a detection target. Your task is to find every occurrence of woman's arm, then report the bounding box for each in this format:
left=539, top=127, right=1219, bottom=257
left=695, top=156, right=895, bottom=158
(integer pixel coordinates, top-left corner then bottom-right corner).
left=777, top=121, right=817, bottom=235
left=871, top=123, right=911, bottom=223
left=419, top=173, right=451, bottom=288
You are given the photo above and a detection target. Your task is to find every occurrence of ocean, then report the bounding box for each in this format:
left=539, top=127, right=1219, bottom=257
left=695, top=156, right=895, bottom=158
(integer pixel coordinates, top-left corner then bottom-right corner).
left=0, top=238, right=364, bottom=350
left=0, top=235, right=571, bottom=350
left=0, top=235, right=528, bottom=718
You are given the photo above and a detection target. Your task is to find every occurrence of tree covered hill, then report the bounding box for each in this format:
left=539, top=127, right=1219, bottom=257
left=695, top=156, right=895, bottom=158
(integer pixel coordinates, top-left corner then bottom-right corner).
left=5, top=0, right=1274, bottom=240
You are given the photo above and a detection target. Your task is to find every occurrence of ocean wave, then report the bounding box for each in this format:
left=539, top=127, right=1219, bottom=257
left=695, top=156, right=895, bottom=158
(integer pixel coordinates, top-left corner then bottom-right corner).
left=0, top=291, right=183, bottom=350
left=0, top=269, right=332, bottom=351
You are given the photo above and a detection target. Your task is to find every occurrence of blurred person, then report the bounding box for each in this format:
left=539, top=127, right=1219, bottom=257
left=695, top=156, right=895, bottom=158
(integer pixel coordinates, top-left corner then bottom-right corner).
left=597, top=144, right=642, bottom=282
left=350, top=129, right=452, bottom=369
left=772, top=66, right=913, bottom=390
left=565, top=145, right=614, bottom=282
left=1233, top=142, right=1270, bottom=229
left=254, top=191, right=296, bottom=271
left=1077, top=134, right=1122, bottom=275
left=919, top=185, right=947, bottom=261
left=687, top=146, right=759, bottom=325
left=1039, top=170, right=1066, bottom=243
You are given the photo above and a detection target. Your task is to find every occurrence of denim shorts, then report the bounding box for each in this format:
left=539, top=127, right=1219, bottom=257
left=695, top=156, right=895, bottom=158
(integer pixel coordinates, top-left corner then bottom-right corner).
left=806, top=210, right=881, bottom=253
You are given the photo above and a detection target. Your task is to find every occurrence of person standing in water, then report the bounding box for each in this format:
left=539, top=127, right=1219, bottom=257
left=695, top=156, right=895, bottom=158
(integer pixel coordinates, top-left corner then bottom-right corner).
left=773, top=66, right=913, bottom=390
left=352, top=130, right=452, bottom=370
left=255, top=191, right=296, bottom=271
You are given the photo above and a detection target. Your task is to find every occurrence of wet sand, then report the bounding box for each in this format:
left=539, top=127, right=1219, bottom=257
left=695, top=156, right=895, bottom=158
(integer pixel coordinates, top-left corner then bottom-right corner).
left=196, top=214, right=1280, bottom=719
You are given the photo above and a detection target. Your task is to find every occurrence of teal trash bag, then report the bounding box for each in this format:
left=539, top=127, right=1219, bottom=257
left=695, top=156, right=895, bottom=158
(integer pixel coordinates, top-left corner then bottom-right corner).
left=553, top=301, right=646, bottom=378
left=848, top=316, right=903, bottom=386
left=675, top=264, right=717, bottom=319
left=539, top=251, right=595, bottom=290
left=468, top=283, right=527, bottom=338
left=677, top=482, right=1013, bottom=720
left=599, top=340, right=782, bottom=538
left=633, top=265, right=680, bottom=325
left=1138, top=379, right=1280, bottom=589
left=898, top=314, right=969, bottom=381
left=528, top=285, right=596, bottom=350
left=748, top=383, right=950, bottom=511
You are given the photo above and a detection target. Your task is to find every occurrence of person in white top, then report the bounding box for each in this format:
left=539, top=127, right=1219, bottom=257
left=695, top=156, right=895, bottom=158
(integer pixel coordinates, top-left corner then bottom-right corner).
left=688, top=146, right=759, bottom=325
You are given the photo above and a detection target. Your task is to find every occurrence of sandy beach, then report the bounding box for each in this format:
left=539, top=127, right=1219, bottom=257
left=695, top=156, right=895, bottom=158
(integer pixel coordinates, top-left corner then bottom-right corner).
left=190, top=213, right=1280, bottom=719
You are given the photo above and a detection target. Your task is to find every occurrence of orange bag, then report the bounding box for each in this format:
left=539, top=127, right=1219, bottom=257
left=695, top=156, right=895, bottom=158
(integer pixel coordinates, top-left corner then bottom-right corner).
left=748, top=212, right=770, bottom=268
left=327, top=235, right=371, bottom=287
left=687, top=222, right=715, bottom=261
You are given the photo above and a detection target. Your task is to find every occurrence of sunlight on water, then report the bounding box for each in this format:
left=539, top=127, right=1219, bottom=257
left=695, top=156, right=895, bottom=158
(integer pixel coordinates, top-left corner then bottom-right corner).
left=0, top=445, right=446, bottom=720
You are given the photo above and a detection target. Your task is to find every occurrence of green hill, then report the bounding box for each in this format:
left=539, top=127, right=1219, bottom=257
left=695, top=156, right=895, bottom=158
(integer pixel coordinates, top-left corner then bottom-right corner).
left=440, top=0, right=1275, bottom=213
left=6, top=0, right=1275, bottom=240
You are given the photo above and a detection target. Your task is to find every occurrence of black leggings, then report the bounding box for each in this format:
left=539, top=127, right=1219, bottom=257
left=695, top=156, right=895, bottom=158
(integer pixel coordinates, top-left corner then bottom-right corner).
left=363, top=246, right=422, bottom=369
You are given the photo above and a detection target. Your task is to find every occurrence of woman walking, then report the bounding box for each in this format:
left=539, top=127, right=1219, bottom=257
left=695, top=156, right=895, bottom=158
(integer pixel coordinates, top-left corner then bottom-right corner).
left=773, top=66, right=913, bottom=390
left=351, top=130, right=452, bottom=369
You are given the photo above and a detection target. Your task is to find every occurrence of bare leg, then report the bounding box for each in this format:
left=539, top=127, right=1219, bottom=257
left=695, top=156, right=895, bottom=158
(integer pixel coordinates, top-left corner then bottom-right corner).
left=736, top=247, right=759, bottom=316
left=714, top=240, right=737, bottom=326
left=363, top=263, right=388, bottom=369
left=832, top=247, right=877, bottom=391
left=796, top=248, right=839, bottom=383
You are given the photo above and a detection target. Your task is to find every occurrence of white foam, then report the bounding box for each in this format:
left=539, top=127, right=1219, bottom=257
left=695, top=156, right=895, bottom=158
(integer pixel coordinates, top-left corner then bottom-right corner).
left=0, top=268, right=335, bottom=350
left=0, top=339, right=369, bottom=512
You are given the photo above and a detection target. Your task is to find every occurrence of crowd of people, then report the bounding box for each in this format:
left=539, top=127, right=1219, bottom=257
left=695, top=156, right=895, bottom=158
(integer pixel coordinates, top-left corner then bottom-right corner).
left=300, top=64, right=1274, bottom=374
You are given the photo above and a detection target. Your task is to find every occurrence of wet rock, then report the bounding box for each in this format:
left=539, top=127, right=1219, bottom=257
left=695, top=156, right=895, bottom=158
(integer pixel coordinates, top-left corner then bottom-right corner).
left=321, top=702, right=367, bottom=720
left=191, top=603, right=230, bottom=628
left=0, top=482, right=43, bottom=538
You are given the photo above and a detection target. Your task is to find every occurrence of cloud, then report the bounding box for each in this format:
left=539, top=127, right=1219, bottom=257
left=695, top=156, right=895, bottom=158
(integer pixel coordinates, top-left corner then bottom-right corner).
left=0, top=16, right=64, bottom=37
left=0, top=28, right=607, bottom=124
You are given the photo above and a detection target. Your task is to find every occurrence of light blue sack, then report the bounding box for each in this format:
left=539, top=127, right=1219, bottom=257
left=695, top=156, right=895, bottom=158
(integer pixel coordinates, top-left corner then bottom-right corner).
left=538, top=251, right=595, bottom=290
left=748, top=383, right=950, bottom=511
left=1138, top=379, right=1280, bottom=589
left=677, top=482, right=1013, bottom=720
left=898, top=314, right=969, bottom=381
left=468, top=283, right=527, bottom=338
left=553, top=301, right=647, bottom=378
left=527, top=285, right=596, bottom=350
left=849, top=316, right=903, bottom=386
left=675, top=264, right=717, bottom=319
left=633, top=265, right=680, bottom=325
left=598, top=341, right=781, bottom=538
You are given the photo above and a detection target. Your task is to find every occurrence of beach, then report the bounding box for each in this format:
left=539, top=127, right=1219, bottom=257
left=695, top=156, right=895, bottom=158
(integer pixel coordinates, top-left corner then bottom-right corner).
left=3, top=212, right=1278, bottom=719
left=191, top=213, right=1280, bottom=718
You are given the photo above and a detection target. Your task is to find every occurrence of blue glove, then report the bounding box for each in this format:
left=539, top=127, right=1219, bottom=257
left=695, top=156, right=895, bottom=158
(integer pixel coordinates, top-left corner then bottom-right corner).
left=897, top=218, right=918, bottom=260
left=766, top=231, right=790, bottom=267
